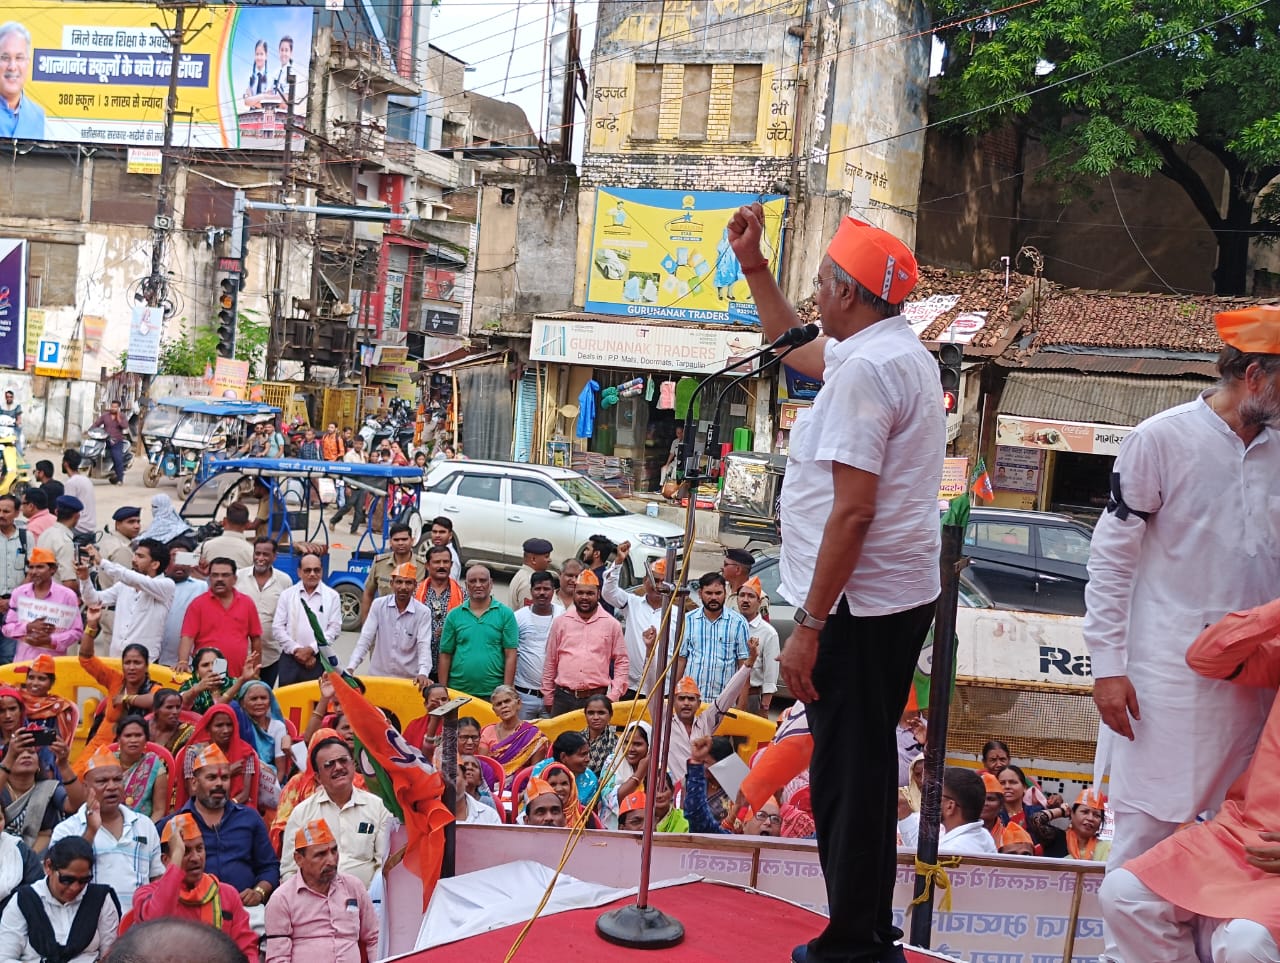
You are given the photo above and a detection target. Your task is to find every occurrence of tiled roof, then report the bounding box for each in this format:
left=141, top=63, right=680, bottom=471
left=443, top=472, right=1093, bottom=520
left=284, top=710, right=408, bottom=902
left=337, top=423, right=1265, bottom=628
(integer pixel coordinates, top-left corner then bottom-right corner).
left=1026, top=289, right=1262, bottom=353
left=911, top=266, right=1040, bottom=350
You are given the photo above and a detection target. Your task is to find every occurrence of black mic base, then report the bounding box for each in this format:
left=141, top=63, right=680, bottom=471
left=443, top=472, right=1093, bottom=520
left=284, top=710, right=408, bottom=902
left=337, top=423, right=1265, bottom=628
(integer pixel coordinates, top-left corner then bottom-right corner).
left=596, top=903, right=686, bottom=949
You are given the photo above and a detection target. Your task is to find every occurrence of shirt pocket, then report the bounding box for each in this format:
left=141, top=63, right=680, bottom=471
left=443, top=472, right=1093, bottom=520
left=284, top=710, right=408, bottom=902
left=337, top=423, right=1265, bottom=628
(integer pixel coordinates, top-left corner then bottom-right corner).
left=788, top=408, right=817, bottom=463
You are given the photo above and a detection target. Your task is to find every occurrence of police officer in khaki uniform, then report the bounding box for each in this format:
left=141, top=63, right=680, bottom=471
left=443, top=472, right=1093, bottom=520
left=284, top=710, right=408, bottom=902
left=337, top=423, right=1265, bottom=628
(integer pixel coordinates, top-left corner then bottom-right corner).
left=359, top=521, right=426, bottom=624
left=96, top=505, right=141, bottom=650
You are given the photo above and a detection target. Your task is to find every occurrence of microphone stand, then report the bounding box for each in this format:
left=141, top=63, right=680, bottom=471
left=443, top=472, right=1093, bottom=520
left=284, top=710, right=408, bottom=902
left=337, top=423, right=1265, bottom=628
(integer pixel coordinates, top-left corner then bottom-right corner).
left=596, top=339, right=807, bottom=951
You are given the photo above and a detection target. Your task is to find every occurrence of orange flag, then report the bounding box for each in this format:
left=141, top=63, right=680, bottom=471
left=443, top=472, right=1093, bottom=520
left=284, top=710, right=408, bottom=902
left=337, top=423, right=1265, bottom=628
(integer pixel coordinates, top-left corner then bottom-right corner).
left=325, top=670, right=454, bottom=907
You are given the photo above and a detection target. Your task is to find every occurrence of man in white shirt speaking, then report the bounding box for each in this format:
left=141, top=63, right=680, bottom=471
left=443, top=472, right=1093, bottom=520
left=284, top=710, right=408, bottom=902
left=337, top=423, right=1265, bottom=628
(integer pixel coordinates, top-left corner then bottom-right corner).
left=728, top=206, right=945, bottom=963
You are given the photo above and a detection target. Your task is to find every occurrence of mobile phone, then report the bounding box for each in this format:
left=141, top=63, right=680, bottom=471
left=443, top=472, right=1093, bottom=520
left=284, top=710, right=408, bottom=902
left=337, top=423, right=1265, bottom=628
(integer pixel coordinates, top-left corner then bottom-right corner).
left=29, top=728, right=56, bottom=747
left=175, top=551, right=199, bottom=567
left=211, top=658, right=228, bottom=678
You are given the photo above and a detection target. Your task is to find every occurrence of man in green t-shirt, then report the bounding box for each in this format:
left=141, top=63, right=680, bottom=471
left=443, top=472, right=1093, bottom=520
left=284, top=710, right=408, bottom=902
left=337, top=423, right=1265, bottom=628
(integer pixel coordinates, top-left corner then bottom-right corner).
left=437, top=563, right=518, bottom=698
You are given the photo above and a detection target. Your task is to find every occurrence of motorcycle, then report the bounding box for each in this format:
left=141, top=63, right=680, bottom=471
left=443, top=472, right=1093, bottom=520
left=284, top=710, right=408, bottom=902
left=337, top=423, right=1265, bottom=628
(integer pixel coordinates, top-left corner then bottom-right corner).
left=359, top=398, right=415, bottom=452
left=80, top=427, right=135, bottom=483
left=0, top=414, right=28, bottom=498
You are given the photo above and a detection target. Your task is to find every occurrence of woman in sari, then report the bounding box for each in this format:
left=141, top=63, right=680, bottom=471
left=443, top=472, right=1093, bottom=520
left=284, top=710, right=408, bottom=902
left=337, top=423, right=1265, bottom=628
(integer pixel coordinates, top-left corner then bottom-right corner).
left=479, top=685, right=548, bottom=787
left=0, top=687, right=59, bottom=782
left=147, top=689, right=197, bottom=757
left=175, top=705, right=259, bottom=809
left=76, top=604, right=160, bottom=773
left=531, top=761, right=601, bottom=829
left=0, top=732, right=82, bottom=851
left=18, top=653, right=78, bottom=745
left=403, top=683, right=450, bottom=755
left=235, top=680, right=290, bottom=813
left=536, top=731, right=599, bottom=807
left=179, top=647, right=257, bottom=715
left=115, top=714, right=169, bottom=819
left=0, top=806, right=40, bottom=904
left=579, top=695, right=617, bottom=778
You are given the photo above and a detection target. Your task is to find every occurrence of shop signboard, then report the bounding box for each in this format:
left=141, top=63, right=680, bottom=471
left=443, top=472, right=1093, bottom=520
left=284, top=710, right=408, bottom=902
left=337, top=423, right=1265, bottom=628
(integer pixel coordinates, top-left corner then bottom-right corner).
left=994, top=444, right=1042, bottom=493
left=584, top=188, right=786, bottom=324
left=995, top=414, right=1130, bottom=456
left=938, top=456, right=969, bottom=499
left=212, top=357, right=249, bottom=399
left=531, top=317, right=762, bottom=375
left=11, top=2, right=313, bottom=149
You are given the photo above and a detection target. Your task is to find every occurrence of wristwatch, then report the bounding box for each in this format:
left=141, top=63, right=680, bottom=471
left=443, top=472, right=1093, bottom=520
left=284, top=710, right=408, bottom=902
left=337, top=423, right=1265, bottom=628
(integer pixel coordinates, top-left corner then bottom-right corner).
left=795, top=607, right=827, bottom=631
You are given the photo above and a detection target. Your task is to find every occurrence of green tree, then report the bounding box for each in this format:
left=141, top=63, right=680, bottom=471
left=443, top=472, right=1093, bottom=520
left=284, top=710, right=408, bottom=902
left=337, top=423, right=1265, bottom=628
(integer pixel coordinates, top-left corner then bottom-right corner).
left=931, top=0, right=1280, bottom=293
left=156, top=311, right=270, bottom=378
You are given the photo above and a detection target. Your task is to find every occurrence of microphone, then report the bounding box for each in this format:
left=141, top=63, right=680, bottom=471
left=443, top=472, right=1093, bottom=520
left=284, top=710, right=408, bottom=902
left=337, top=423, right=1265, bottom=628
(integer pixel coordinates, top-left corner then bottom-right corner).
left=769, top=323, right=820, bottom=349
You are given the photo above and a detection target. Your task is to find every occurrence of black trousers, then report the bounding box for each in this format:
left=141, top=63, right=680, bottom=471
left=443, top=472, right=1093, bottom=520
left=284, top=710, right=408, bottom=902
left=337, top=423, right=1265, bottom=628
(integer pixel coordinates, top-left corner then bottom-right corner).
left=276, top=652, right=324, bottom=688
left=551, top=687, right=604, bottom=718
left=804, top=596, right=936, bottom=962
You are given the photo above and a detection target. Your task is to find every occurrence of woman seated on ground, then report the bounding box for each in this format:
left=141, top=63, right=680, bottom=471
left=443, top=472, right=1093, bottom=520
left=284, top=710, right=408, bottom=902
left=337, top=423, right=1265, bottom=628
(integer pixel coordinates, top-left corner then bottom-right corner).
left=17, top=654, right=78, bottom=746
left=534, top=732, right=599, bottom=810
left=77, top=605, right=159, bottom=770
left=0, top=836, right=120, bottom=961
left=480, top=685, right=548, bottom=787
left=114, top=715, right=168, bottom=820
left=0, top=730, right=84, bottom=852
left=179, top=647, right=256, bottom=716
left=998, top=764, right=1046, bottom=850
left=1040, top=788, right=1110, bottom=861
left=175, top=705, right=259, bottom=809
left=147, top=689, right=196, bottom=758
left=527, top=762, right=601, bottom=829
left=403, top=683, right=450, bottom=755
left=235, top=681, right=291, bottom=814
left=579, top=695, right=617, bottom=778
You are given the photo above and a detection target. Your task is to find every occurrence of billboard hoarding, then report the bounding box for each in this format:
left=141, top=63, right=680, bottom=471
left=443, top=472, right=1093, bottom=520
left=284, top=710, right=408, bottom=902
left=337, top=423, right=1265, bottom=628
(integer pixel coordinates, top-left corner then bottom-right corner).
left=531, top=317, right=762, bottom=375
left=585, top=189, right=786, bottom=325
left=11, top=3, right=313, bottom=150
left=0, top=242, right=27, bottom=370
left=126, top=305, right=163, bottom=375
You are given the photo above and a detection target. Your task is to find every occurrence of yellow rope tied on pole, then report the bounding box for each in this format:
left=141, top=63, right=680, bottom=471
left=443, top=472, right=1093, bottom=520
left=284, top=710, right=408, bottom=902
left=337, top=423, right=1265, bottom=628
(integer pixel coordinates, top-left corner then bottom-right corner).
left=909, top=855, right=962, bottom=913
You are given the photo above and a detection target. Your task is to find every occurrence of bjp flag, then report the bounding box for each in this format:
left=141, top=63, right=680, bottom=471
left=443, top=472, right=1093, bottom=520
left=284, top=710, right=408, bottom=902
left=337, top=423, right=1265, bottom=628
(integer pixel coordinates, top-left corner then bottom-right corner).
left=303, top=602, right=454, bottom=908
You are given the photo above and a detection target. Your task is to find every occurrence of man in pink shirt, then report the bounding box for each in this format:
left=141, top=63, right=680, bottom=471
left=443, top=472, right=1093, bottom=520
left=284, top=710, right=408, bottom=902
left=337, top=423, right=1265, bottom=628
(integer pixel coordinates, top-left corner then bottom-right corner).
left=3, top=546, right=82, bottom=660
left=541, top=568, right=628, bottom=716
left=176, top=556, right=263, bottom=676
left=265, top=818, right=378, bottom=963
left=20, top=489, right=54, bottom=540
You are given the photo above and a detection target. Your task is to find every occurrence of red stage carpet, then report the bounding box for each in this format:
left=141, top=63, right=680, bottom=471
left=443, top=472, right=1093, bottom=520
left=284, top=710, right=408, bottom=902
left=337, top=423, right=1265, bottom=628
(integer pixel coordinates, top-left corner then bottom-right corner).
left=404, top=880, right=957, bottom=962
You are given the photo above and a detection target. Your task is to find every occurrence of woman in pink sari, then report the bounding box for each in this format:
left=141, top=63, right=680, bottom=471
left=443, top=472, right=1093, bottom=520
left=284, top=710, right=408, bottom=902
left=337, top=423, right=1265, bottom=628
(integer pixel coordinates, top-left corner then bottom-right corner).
left=479, top=685, right=548, bottom=787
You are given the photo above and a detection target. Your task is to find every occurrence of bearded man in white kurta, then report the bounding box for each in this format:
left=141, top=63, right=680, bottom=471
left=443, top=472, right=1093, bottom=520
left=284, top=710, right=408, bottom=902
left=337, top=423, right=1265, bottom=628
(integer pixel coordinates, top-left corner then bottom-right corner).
left=1085, top=306, right=1280, bottom=960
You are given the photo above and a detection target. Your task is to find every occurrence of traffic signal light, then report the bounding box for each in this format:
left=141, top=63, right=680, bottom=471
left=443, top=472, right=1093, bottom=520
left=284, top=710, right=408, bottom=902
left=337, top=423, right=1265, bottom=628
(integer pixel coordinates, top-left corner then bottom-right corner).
left=216, top=271, right=240, bottom=359
left=938, top=343, right=962, bottom=413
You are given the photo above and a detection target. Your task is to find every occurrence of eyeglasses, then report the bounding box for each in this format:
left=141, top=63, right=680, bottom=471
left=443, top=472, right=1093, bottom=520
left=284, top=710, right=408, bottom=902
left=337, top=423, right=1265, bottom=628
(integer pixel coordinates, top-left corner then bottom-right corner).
left=812, top=274, right=834, bottom=292
left=319, top=757, right=350, bottom=771
left=57, top=873, right=94, bottom=886
left=756, top=813, right=783, bottom=826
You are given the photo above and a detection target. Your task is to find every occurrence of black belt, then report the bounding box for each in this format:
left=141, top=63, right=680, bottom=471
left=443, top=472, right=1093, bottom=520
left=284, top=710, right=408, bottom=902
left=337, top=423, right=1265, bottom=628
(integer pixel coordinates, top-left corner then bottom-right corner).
left=557, top=684, right=607, bottom=699
left=514, top=685, right=541, bottom=698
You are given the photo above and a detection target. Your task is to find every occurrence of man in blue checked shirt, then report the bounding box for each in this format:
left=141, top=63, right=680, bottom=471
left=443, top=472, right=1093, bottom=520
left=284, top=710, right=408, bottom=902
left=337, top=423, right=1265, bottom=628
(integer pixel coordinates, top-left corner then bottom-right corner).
left=677, top=572, right=750, bottom=699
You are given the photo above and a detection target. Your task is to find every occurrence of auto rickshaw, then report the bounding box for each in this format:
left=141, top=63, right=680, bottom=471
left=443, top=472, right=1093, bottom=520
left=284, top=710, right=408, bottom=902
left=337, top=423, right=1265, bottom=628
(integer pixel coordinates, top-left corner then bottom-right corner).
left=0, top=411, right=28, bottom=497
left=181, top=457, right=428, bottom=630
left=143, top=398, right=281, bottom=496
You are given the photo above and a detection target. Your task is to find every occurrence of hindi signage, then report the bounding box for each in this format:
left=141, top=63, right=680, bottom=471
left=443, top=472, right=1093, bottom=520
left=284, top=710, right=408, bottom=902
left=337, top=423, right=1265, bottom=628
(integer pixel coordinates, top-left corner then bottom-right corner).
left=531, top=317, right=762, bottom=375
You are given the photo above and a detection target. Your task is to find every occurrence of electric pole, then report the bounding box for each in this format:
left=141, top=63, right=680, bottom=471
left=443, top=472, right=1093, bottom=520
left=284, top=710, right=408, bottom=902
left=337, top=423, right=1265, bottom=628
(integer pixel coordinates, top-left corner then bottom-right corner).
left=266, top=69, right=297, bottom=380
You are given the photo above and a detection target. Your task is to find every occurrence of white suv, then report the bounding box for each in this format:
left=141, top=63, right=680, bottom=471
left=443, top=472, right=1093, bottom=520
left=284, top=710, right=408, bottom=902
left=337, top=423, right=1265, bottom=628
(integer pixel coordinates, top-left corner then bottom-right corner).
left=418, top=460, right=685, bottom=584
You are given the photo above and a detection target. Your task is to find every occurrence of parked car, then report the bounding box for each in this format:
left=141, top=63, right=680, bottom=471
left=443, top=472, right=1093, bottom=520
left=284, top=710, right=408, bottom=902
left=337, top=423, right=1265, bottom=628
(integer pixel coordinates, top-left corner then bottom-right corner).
left=417, top=460, right=685, bottom=585
left=960, top=508, right=1093, bottom=616
left=750, top=548, right=996, bottom=649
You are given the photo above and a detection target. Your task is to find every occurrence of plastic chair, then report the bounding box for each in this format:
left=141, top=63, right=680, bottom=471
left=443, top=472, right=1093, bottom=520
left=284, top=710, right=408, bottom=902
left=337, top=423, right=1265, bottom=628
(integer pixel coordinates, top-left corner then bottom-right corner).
left=507, top=766, right=534, bottom=823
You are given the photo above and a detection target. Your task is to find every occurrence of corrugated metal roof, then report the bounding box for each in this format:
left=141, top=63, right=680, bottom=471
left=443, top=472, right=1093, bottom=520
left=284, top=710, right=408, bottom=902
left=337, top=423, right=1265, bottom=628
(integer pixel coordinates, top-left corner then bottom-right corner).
left=998, top=372, right=1212, bottom=427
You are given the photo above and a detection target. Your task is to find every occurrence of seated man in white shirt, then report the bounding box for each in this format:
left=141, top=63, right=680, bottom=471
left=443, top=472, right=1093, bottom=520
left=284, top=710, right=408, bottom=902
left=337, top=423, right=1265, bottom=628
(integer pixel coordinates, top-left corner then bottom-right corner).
left=50, top=745, right=163, bottom=914
left=897, top=767, right=998, bottom=856
left=279, top=735, right=392, bottom=887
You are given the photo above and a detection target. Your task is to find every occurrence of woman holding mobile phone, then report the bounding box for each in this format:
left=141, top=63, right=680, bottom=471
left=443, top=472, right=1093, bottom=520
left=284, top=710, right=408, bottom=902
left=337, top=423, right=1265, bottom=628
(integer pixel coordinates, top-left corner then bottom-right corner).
left=178, top=647, right=254, bottom=715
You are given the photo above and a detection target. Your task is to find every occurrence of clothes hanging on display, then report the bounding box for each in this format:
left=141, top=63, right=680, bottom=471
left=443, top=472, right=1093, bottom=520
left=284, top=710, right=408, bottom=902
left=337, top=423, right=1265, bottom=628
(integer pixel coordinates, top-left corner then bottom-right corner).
left=576, top=380, right=599, bottom=438
left=658, top=381, right=676, bottom=410
left=674, top=377, right=700, bottom=420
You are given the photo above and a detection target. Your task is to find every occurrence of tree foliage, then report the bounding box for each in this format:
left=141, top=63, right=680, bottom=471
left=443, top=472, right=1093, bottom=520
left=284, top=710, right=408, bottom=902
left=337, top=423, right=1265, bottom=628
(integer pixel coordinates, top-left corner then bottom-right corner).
left=931, top=0, right=1280, bottom=293
left=156, top=311, right=270, bottom=378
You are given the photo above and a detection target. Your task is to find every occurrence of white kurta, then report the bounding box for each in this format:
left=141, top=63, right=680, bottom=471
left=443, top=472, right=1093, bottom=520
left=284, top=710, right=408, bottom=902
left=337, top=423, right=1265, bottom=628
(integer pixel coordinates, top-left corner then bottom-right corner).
left=1083, top=395, right=1279, bottom=823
